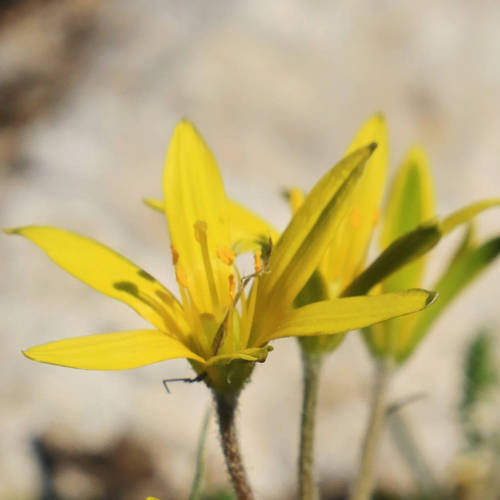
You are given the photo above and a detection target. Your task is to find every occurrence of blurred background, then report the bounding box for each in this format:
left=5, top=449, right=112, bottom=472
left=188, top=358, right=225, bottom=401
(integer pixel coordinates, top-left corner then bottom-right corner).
left=1, top=1, right=499, bottom=498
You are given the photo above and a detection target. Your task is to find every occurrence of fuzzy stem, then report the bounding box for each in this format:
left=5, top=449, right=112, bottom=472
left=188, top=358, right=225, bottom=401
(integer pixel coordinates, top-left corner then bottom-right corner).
left=299, top=351, right=323, bottom=500
left=215, top=393, right=253, bottom=500
left=350, top=358, right=393, bottom=500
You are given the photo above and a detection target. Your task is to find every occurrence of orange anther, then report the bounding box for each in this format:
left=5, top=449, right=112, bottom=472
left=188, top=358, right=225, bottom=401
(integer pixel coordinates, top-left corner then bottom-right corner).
left=217, top=245, right=235, bottom=265
left=175, top=265, right=188, bottom=288
left=171, top=245, right=179, bottom=266
left=228, top=274, right=236, bottom=301
left=373, top=208, right=381, bottom=226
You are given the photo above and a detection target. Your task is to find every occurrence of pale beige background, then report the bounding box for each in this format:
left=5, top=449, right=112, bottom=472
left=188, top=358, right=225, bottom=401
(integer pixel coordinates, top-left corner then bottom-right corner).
left=1, top=1, right=499, bottom=498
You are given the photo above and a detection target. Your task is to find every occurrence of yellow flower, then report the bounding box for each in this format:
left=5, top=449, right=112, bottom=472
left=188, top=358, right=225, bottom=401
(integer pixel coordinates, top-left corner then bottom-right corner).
left=288, top=115, right=500, bottom=356
left=6, top=120, right=434, bottom=396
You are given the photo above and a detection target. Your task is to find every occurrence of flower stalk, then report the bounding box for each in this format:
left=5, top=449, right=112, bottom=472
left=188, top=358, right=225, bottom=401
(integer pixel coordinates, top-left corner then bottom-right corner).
left=215, top=393, right=253, bottom=500
left=351, top=358, right=393, bottom=500
left=299, top=350, right=323, bottom=500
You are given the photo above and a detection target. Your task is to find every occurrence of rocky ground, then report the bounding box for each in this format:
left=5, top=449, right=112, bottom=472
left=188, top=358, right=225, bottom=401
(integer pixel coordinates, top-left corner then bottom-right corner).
left=1, top=1, right=499, bottom=498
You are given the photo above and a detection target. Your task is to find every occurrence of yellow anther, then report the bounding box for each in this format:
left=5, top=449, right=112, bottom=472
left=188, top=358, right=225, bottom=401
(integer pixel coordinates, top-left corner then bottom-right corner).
left=171, top=245, right=179, bottom=266
left=217, top=245, right=235, bottom=266
left=349, top=207, right=362, bottom=229
left=289, top=187, right=304, bottom=215
left=228, top=274, right=236, bottom=301
left=254, top=250, right=262, bottom=274
left=175, top=265, right=188, bottom=288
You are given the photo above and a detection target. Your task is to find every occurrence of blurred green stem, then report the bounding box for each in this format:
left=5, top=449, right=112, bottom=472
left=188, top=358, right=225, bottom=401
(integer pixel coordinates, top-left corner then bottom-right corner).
left=299, top=351, right=323, bottom=500
left=215, top=393, right=253, bottom=500
left=351, top=358, right=393, bottom=500
left=387, top=409, right=437, bottom=496
left=189, top=407, right=211, bottom=500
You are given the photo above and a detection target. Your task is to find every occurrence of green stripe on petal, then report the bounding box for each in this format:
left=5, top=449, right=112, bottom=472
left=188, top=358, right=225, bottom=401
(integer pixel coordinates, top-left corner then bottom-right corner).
left=381, top=146, right=435, bottom=292
left=4, top=226, right=186, bottom=336
left=23, top=330, right=204, bottom=369
left=262, top=289, right=435, bottom=343
left=343, top=221, right=441, bottom=297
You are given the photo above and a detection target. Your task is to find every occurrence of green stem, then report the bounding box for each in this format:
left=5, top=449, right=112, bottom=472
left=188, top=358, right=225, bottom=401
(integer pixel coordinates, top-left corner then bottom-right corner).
left=299, top=351, right=323, bottom=500
left=215, top=393, right=253, bottom=500
left=189, top=407, right=211, bottom=500
left=350, top=358, right=393, bottom=500
left=387, top=410, right=437, bottom=495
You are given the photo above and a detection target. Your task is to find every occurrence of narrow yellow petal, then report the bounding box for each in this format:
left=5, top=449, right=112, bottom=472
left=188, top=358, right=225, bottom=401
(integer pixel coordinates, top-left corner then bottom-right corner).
left=252, top=145, right=375, bottom=340
left=23, top=330, right=204, bottom=369
left=322, top=113, right=389, bottom=290
left=162, top=121, right=231, bottom=314
left=5, top=226, right=186, bottom=336
left=440, top=198, right=500, bottom=234
left=144, top=197, right=279, bottom=254
left=262, top=289, right=435, bottom=343
left=381, top=147, right=435, bottom=292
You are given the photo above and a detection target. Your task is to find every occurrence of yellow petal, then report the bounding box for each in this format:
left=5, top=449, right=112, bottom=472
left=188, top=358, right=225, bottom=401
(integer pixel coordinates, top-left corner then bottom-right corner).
left=381, top=146, right=435, bottom=292
left=5, top=226, right=185, bottom=336
left=441, top=198, right=500, bottom=234
left=252, top=144, right=376, bottom=340
left=262, top=289, right=435, bottom=343
left=144, top=197, right=279, bottom=254
left=23, top=330, right=204, bottom=369
left=321, top=113, right=389, bottom=290
left=162, top=121, right=231, bottom=314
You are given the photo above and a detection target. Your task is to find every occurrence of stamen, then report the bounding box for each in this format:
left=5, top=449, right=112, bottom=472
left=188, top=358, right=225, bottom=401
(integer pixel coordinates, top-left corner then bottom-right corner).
left=171, top=245, right=180, bottom=266
left=194, top=221, right=219, bottom=308
left=175, top=265, right=189, bottom=288
left=217, top=245, right=235, bottom=266
left=228, top=274, right=236, bottom=301
left=254, top=250, right=262, bottom=274
left=350, top=207, right=362, bottom=229
left=373, top=208, right=381, bottom=226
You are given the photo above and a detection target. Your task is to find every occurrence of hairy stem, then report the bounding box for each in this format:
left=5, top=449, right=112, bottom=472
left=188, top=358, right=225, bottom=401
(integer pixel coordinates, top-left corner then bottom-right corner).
left=299, top=351, right=323, bottom=500
left=215, top=393, right=253, bottom=500
left=350, top=358, right=393, bottom=500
